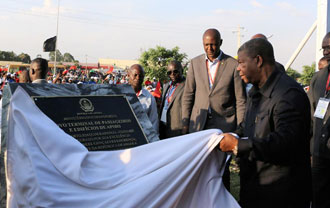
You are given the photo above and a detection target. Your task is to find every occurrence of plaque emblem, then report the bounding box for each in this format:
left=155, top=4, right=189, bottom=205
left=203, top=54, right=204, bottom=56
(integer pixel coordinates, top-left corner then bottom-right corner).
left=79, top=98, right=94, bottom=112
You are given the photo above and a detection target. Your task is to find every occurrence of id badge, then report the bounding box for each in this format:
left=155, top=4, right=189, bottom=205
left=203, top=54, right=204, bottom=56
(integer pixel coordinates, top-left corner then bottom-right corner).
left=161, top=108, right=167, bottom=123
left=314, top=98, right=330, bottom=119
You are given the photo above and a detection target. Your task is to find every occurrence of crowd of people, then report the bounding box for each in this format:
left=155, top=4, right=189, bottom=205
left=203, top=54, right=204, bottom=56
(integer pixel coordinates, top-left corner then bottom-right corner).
left=2, top=28, right=330, bottom=208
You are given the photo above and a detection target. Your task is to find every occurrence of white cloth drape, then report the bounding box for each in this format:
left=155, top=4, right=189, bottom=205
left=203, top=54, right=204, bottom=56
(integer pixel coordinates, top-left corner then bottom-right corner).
left=6, top=87, right=240, bottom=208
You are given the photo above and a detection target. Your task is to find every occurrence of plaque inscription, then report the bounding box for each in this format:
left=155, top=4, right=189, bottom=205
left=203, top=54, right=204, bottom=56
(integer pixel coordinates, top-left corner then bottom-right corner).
left=33, top=95, right=148, bottom=151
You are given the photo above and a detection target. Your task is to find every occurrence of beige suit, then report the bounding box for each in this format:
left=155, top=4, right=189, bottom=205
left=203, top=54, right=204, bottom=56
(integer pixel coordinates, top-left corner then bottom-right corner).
left=182, top=53, right=246, bottom=133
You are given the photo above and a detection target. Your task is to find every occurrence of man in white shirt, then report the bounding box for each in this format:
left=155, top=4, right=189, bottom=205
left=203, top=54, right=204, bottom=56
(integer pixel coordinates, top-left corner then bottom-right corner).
left=128, top=64, right=159, bottom=134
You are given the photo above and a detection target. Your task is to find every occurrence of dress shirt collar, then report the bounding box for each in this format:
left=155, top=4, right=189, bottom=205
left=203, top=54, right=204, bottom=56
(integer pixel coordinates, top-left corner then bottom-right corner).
left=205, top=50, right=223, bottom=64
left=137, top=88, right=149, bottom=98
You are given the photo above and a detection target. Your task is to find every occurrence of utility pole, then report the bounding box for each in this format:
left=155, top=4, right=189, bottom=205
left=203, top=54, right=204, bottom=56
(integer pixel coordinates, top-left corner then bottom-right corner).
left=54, top=0, right=60, bottom=75
left=232, top=25, right=244, bottom=51
left=85, top=55, right=88, bottom=79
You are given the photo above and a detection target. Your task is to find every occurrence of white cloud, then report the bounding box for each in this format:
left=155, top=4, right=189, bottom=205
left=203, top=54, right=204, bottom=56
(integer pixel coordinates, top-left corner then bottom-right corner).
left=276, top=1, right=307, bottom=17
left=214, top=9, right=249, bottom=17
left=0, top=15, right=9, bottom=21
left=30, top=0, right=69, bottom=15
left=250, top=0, right=263, bottom=8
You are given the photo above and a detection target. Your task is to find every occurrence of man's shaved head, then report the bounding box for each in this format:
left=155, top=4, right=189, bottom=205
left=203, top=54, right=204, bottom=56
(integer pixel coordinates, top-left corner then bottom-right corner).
left=129, top=64, right=144, bottom=74
left=128, top=64, right=145, bottom=92
left=322, top=32, right=330, bottom=58
left=251, top=33, right=267, bottom=40
left=203, top=28, right=222, bottom=61
left=203, top=28, right=221, bottom=40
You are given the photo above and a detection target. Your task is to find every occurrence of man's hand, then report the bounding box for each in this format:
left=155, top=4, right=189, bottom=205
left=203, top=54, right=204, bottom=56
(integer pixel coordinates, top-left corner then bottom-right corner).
left=182, top=125, right=189, bottom=134
left=219, top=133, right=238, bottom=152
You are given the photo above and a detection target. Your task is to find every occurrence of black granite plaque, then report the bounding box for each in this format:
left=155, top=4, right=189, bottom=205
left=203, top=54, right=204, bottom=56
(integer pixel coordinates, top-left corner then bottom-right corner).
left=32, top=95, right=148, bottom=151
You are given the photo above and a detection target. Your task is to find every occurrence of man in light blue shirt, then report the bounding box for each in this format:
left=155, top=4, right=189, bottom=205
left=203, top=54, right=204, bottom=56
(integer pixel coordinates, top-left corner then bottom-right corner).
left=128, top=64, right=159, bottom=135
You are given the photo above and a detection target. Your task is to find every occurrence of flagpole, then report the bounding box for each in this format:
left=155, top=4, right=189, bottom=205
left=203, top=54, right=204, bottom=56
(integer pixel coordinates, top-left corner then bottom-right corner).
left=54, top=0, right=60, bottom=75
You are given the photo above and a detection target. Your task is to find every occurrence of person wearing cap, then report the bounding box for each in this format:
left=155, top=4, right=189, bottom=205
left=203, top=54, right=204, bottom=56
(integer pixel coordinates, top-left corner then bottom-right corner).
left=152, top=77, right=157, bottom=88
left=159, top=61, right=185, bottom=139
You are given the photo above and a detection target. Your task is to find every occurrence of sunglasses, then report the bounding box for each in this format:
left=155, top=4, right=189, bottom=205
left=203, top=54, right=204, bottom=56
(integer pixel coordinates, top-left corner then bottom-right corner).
left=167, top=69, right=179, bottom=76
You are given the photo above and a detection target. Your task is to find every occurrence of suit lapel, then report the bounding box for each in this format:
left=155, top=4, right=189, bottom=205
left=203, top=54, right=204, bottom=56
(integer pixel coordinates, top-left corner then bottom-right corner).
left=200, top=55, right=211, bottom=94
left=209, top=54, right=227, bottom=95
left=161, top=83, right=170, bottom=111
left=317, top=69, right=328, bottom=99
left=167, top=82, right=184, bottom=109
left=320, top=70, right=330, bottom=120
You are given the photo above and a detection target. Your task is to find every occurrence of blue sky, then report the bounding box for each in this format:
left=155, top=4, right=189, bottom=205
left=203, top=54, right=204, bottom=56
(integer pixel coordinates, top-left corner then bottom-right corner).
left=0, top=0, right=318, bottom=72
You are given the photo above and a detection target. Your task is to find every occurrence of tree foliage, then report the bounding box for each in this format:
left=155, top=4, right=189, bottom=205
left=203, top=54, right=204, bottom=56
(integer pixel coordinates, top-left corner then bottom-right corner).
left=139, top=46, right=187, bottom=82
left=49, top=50, right=77, bottom=63
left=49, top=50, right=63, bottom=62
left=63, top=53, right=75, bottom=62
left=286, top=67, right=301, bottom=81
left=299, top=63, right=315, bottom=86
left=0, top=51, right=31, bottom=63
left=17, top=53, right=31, bottom=63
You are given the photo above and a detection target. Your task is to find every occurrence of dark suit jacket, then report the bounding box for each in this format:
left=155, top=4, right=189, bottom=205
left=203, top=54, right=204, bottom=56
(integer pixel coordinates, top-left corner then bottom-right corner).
left=159, top=79, right=185, bottom=139
left=308, top=67, right=330, bottom=159
left=237, top=69, right=311, bottom=208
left=182, top=53, right=246, bottom=133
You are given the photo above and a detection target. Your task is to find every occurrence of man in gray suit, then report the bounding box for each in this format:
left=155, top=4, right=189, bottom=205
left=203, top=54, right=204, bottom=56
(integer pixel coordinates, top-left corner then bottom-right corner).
left=182, top=28, right=246, bottom=190
left=29, top=58, right=49, bottom=84
left=159, top=61, right=185, bottom=139
left=182, top=28, right=246, bottom=134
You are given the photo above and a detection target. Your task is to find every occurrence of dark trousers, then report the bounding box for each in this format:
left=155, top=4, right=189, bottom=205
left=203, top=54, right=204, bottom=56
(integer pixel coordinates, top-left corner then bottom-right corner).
left=204, top=114, right=231, bottom=191
left=312, top=156, right=330, bottom=208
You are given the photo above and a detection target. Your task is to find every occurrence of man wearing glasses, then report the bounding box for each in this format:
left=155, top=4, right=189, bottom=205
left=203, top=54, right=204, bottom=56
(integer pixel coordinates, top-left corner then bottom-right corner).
left=159, top=61, right=185, bottom=139
left=308, top=32, right=330, bottom=208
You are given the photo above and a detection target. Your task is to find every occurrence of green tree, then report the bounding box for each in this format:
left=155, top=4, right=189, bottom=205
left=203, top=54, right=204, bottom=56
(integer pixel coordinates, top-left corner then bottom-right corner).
left=63, top=53, right=75, bottom=62
left=0, top=51, right=18, bottom=61
left=139, top=46, right=187, bottom=82
left=286, top=67, right=301, bottom=81
left=17, top=53, right=31, bottom=63
left=49, top=49, right=64, bottom=62
left=299, top=63, right=315, bottom=86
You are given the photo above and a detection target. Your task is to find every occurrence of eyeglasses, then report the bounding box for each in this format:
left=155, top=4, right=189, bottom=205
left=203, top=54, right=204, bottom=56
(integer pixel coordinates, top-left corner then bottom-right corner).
left=167, top=69, right=179, bottom=76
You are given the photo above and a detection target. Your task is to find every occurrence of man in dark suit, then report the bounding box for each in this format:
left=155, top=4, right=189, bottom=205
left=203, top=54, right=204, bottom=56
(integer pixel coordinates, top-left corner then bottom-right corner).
left=220, top=38, right=311, bottom=208
left=308, top=32, right=330, bottom=208
left=159, top=61, right=185, bottom=139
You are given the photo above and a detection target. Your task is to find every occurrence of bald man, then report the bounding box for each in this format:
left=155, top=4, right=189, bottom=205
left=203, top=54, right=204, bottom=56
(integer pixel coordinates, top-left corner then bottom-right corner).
left=318, top=56, right=329, bottom=70
left=251, top=33, right=267, bottom=40
left=128, top=64, right=159, bottom=135
left=251, top=33, right=286, bottom=73
left=182, top=28, right=246, bottom=134
left=182, top=28, right=247, bottom=189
